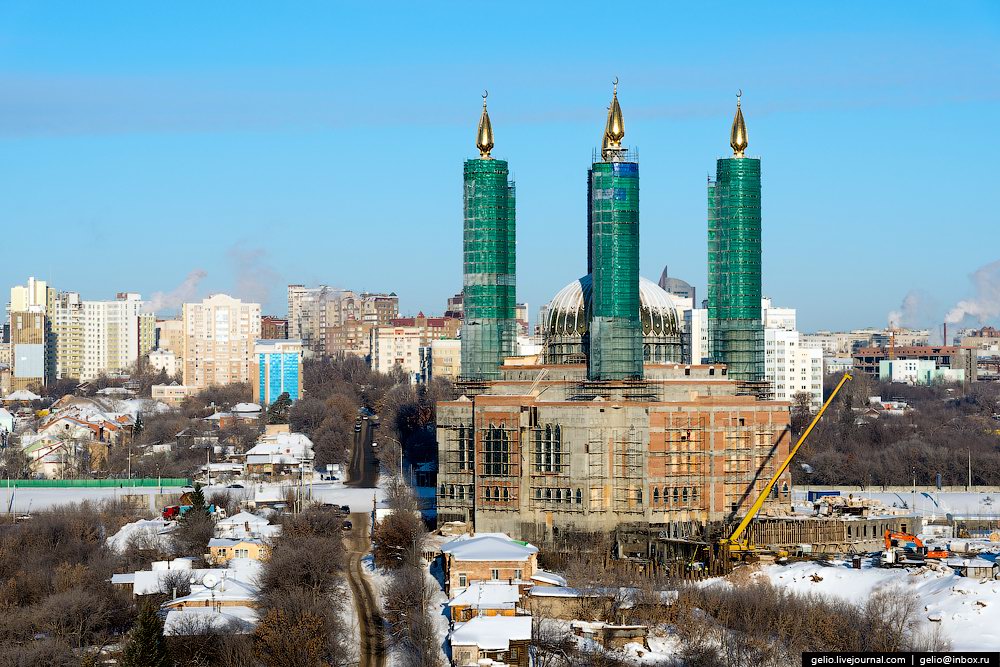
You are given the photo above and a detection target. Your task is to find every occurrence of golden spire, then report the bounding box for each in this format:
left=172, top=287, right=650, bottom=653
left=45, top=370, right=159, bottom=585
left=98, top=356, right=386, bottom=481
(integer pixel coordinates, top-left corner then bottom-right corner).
left=476, top=90, right=494, bottom=159
left=606, top=77, right=624, bottom=147
left=730, top=89, right=748, bottom=158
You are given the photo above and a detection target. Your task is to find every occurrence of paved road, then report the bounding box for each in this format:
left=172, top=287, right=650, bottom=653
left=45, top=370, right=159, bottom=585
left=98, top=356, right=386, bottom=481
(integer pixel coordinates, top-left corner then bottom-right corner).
left=347, top=418, right=379, bottom=488
left=344, top=417, right=385, bottom=667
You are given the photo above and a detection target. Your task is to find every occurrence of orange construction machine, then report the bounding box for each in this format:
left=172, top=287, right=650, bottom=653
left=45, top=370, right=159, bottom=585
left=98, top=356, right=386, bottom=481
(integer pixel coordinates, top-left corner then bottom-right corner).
left=882, top=530, right=948, bottom=566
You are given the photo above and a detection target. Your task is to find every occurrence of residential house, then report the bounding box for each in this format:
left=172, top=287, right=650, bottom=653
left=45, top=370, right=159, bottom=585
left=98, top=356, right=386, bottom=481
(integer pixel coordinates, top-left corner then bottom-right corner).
left=208, top=537, right=269, bottom=565
left=449, top=615, right=532, bottom=667
left=161, top=568, right=259, bottom=636
left=441, top=534, right=539, bottom=595
left=244, top=432, right=314, bottom=479
left=447, top=581, right=521, bottom=622
left=215, top=511, right=281, bottom=540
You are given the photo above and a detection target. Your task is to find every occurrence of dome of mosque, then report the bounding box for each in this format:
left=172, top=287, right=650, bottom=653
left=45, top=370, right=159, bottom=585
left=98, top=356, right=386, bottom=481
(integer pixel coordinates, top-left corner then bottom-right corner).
left=544, top=274, right=682, bottom=338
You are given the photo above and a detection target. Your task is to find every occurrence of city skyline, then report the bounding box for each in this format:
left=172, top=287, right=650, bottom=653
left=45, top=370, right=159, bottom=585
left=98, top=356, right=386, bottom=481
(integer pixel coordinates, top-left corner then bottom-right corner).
left=1, top=3, right=998, bottom=332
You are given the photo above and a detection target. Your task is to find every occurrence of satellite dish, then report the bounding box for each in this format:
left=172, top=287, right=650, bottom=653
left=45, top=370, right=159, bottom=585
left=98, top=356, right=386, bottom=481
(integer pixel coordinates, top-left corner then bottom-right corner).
left=202, top=574, right=219, bottom=589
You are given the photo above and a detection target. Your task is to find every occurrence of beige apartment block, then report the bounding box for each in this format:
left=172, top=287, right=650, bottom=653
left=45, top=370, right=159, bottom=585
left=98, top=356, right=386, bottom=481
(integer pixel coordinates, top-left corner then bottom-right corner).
left=182, top=294, right=261, bottom=389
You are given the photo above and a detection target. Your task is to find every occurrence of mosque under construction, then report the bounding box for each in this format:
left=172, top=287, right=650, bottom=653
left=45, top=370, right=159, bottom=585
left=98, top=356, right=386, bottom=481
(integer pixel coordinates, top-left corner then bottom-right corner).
left=436, top=84, right=794, bottom=546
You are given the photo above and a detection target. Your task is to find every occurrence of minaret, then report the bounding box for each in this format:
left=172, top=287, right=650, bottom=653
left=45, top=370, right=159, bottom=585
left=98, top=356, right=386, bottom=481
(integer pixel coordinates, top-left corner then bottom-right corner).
left=588, top=79, right=642, bottom=381
left=461, top=92, right=517, bottom=381
left=708, top=91, right=764, bottom=387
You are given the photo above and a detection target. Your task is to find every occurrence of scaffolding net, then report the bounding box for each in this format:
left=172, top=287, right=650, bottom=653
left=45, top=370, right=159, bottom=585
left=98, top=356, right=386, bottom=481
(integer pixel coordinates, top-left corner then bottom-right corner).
left=588, top=158, right=642, bottom=381
left=461, top=158, right=517, bottom=380
left=708, top=157, right=764, bottom=385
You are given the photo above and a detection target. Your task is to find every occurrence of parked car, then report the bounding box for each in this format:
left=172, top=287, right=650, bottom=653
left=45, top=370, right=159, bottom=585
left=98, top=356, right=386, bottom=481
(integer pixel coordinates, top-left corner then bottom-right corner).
left=340, top=505, right=350, bottom=514
left=342, top=520, right=353, bottom=531
left=226, top=483, right=244, bottom=489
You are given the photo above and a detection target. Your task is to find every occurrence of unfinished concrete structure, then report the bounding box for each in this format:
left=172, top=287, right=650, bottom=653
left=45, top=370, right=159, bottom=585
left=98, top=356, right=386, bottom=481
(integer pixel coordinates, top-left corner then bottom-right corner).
left=436, top=363, right=792, bottom=543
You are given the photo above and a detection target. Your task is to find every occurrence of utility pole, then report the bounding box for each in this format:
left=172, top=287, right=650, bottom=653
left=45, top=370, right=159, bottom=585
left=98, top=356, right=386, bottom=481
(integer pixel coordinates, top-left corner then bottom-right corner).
left=968, top=448, right=973, bottom=491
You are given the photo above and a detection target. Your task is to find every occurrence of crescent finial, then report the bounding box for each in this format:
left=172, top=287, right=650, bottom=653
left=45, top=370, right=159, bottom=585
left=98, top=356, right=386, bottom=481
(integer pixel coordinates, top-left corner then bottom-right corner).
left=483, top=89, right=488, bottom=106
left=737, top=88, right=743, bottom=103
left=613, top=76, right=619, bottom=92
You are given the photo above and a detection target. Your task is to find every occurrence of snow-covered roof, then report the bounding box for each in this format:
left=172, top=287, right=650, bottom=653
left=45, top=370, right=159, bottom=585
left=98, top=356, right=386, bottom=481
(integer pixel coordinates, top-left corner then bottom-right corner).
left=4, top=389, right=41, bottom=401
left=105, top=518, right=176, bottom=554
left=450, top=615, right=532, bottom=649
left=531, top=570, right=567, bottom=586
left=163, top=606, right=257, bottom=636
left=97, top=387, right=135, bottom=396
left=208, top=537, right=264, bottom=548
left=449, top=581, right=521, bottom=608
left=232, top=403, right=262, bottom=413
left=164, top=576, right=258, bottom=606
left=946, top=557, right=997, bottom=569
left=246, top=432, right=314, bottom=456
left=441, top=534, right=538, bottom=562
left=217, top=511, right=271, bottom=528
left=528, top=586, right=588, bottom=599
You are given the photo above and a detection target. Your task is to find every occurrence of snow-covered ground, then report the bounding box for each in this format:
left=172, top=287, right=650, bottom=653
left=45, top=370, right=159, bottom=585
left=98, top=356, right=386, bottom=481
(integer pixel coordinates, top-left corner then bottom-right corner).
left=793, top=489, right=1000, bottom=519
left=0, top=477, right=386, bottom=515
left=726, top=557, right=1000, bottom=651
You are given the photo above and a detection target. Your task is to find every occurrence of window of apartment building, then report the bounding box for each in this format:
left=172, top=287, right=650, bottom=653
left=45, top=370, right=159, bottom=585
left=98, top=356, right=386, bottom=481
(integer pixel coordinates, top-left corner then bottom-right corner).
left=514, top=569, right=522, bottom=580
left=459, top=574, right=467, bottom=588
left=491, top=569, right=500, bottom=580
left=483, top=423, right=510, bottom=476
left=533, top=424, right=562, bottom=473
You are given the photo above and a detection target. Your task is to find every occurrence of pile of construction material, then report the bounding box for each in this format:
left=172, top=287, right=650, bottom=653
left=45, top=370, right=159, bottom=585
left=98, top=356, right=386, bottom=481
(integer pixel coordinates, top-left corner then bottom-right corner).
left=813, top=494, right=909, bottom=518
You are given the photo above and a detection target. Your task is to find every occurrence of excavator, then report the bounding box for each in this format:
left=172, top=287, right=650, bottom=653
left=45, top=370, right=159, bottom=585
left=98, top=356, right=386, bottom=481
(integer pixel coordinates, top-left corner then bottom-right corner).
left=881, top=530, right=948, bottom=566
left=717, top=373, right=853, bottom=562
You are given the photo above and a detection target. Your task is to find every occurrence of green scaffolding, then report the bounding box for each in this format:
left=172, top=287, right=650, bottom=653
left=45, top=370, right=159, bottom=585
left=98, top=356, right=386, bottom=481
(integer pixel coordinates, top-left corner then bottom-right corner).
left=708, top=157, right=764, bottom=383
left=588, top=158, right=643, bottom=380
left=461, top=158, right=517, bottom=380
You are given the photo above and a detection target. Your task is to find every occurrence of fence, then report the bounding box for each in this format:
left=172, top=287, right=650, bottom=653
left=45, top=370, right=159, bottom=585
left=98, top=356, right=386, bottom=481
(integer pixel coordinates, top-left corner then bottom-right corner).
left=3, top=478, right=191, bottom=488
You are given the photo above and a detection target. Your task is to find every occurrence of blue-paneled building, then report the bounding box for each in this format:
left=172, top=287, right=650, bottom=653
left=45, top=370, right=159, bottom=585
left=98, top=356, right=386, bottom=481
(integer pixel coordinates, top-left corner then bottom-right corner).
left=253, top=339, right=304, bottom=406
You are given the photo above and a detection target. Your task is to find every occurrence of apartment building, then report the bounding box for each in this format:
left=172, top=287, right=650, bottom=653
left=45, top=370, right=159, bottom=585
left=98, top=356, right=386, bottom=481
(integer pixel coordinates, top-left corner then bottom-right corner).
left=182, top=294, right=262, bottom=389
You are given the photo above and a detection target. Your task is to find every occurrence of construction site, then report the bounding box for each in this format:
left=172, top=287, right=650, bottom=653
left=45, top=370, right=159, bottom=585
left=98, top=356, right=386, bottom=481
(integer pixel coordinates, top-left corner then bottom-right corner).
left=437, top=83, right=1000, bottom=581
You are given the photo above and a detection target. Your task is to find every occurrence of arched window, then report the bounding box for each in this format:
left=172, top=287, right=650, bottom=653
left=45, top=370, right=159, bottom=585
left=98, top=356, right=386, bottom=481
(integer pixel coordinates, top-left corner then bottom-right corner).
left=439, top=484, right=446, bottom=498
left=672, top=487, right=679, bottom=504
left=575, top=489, right=583, bottom=504
left=682, top=487, right=689, bottom=503
left=449, top=485, right=456, bottom=499
left=555, top=488, right=562, bottom=502
left=502, top=487, right=509, bottom=502
left=692, top=486, right=699, bottom=503
left=564, top=488, right=571, bottom=504
left=545, top=488, right=551, bottom=500
left=636, top=488, right=643, bottom=505
left=653, top=487, right=660, bottom=504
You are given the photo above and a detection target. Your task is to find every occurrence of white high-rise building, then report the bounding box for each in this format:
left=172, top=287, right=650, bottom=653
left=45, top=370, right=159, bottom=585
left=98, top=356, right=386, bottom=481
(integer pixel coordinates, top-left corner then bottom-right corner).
left=369, top=325, right=422, bottom=383
left=81, top=293, right=155, bottom=381
left=182, top=294, right=262, bottom=389
left=765, top=325, right=823, bottom=409
left=762, top=297, right=796, bottom=332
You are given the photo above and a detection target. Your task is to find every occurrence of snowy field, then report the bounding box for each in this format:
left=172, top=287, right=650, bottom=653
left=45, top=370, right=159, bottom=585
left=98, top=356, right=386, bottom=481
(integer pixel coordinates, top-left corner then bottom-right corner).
left=1, top=478, right=386, bottom=515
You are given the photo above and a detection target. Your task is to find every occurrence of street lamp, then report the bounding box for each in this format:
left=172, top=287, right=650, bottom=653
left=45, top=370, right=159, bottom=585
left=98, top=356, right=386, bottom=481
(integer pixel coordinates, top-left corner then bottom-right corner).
left=381, top=435, right=405, bottom=480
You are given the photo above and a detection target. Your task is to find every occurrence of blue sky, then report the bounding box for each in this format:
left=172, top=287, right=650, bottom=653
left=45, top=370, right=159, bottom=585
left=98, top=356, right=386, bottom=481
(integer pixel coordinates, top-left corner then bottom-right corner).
left=1, top=2, right=998, bottom=333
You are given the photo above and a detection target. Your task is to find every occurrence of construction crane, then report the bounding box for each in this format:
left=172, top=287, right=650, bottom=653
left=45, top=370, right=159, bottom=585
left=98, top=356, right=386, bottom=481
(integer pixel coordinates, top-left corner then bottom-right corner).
left=721, top=373, right=853, bottom=560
